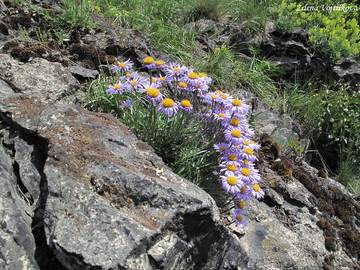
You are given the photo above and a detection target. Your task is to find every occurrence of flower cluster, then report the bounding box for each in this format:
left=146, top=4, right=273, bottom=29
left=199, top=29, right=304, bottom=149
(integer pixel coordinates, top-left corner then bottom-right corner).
left=107, top=56, right=263, bottom=228
left=209, top=90, right=264, bottom=228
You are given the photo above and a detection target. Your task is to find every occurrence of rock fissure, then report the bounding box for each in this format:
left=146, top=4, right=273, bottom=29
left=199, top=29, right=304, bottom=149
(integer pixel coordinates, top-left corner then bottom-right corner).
left=0, top=111, right=65, bottom=270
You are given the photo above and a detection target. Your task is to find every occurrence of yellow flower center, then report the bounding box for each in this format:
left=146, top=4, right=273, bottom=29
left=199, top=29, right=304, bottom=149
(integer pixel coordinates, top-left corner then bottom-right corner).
left=220, top=93, right=228, bottom=100
left=162, top=98, right=175, bottom=108
left=130, top=80, right=137, bottom=86
left=230, top=118, right=240, bottom=126
left=173, top=66, right=180, bottom=72
left=178, top=82, right=188, bottom=88
left=240, top=186, right=247, bottom=194
left=253, top=183, right=261, bottom=193
left=231, top=129, right=242, bottom=138
left=243, top=139, right=249, bottom=145
left=146, top=87, right=159, bottom=97
left=143, top=56, right=154, bottom=64
left=188, top=72, right=199, bottom=79
left=238, top=200, right=245, bottom=209
left=211, top=94, right=218, bottom=99
left=159, top=76, right=166, bottom=81
left=219, top=146, right=225, bottom=151
left=155, top=60, right=165, bottom=66
left=244, top=148, right=254, bottom=155
left=198, top=72, right=208, bottom=78
left=232, top=99, right=241, bottom=106
left=226, top=176, right=238, bottom=186
left=244, top=160, right=249, bottom=165
left=241, top=168, right=251, bottom=176
left=151, top=77, right=157, bottom=83
left=125, top=72, right=131, bottom=77
left=227, top=164, right=237, bottom=172
left=228, top=154, right=237, bottom=161
left=236, top=214, right=243, bottom=221
left=218, top=113, right=225, bottom=118
left=118, top=62, right=126, bottom=68
left=181, top=99, right=191, bottom=108
left=114, top=84, right=120, bottom=90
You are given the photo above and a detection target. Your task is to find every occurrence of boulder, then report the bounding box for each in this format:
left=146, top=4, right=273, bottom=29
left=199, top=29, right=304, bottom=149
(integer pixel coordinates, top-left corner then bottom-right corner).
left=333, top=58, right=360, bottom=87
left=0, top=54, right=79, bottom=102
left=0, top=96, right=247, bottom=269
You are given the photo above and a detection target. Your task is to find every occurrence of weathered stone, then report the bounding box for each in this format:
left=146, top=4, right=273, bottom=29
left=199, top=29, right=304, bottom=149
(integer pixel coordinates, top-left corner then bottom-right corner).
left=0, top=20, right=8, bottom=35
left=69, top=65, right=99, bottom=80
left=0, top=130, right=39, bottom=270
left=0, top=78, right=16, bottom=98
left=0, top=96, right=248, bottom=269
left=0, top=54, right=79, bottom=102
left=333, top=58, right=360, bottom=86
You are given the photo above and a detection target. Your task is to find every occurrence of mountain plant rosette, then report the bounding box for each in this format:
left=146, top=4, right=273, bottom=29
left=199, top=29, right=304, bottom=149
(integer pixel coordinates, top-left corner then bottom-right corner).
left=106, top=56, right=264, bottom=227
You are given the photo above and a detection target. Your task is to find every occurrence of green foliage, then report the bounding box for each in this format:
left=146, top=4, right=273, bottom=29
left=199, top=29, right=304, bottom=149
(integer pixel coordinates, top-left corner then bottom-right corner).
left=56, top=0, right=96, bottom=28
left=339, top=153, right=360, bottom=195
left=84, top=74, right=218, bottom=186
left=225, top=0, right=278, bottom=33
left=173, top=144, right=218, bottom=185
left=276, top=0, right=360, bottom=59
left=92, top=0, right=198, bottom=62
left=185, top=0, right=225, bottom=22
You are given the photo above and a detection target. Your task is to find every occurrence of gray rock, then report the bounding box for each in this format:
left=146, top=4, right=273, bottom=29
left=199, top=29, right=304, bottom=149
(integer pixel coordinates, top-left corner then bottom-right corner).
left=0, top=79, right=16, bottom=99
left=0, top=130, right=39, bottom=270
left=0, top=20, right=8, bottom=35
left=333, top=58, right=360, bottom=86
left=69, top=65, right=99, bottom=80
left=0, top=96, right=247, bottom=269
left=0, top=1, right=7, bottom=12
left=0, top=43, right=359, bottom=269
left=0, top=54, right=79, bottom=102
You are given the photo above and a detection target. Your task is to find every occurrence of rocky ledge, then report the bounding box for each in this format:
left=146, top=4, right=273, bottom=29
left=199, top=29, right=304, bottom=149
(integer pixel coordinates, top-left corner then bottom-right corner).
left=0, top=19, right=359, bottom=270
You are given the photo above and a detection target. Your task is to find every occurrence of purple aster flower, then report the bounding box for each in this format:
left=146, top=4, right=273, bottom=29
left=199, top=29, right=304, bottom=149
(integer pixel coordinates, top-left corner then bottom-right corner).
left=221, top=115, right=246, bottom=129
left=151, top=75, right=168, bottom=87
left=165, top=62, right=187, bottom=78
left=251, top=182, right=264, bottom=199
left=198, top=72, right=212, bottom=85
left=238, top=166, right=261, bottom=185
left=220, top=172, right=243, bottom=195
left=112, top=59, right=134, bottom=73
left=141, top=85, right=163, bottom=105
left=107, top=82, right=126, bottom=95
left=242, top=139, right=261, bottom=151
left=220, top=161, right=239, bottom=174
left=213, top=111, right=230, bottom=122
left=235, top=198, right=248, bottom=210
left=243, top=127, right=255, bottom=139
left=177, top=81, right=191, bottom=92
left=157, top=98, right=179, bottom=117
left=235, top=184, right=252, bottom=201
left=153, top=59, right=166, bottom=70
left=224, top=127, right=244, bottom=145
left=220, top=152, right=240, bottom=164
left=240, top=147, right=257, bottom=162
left=123, top=72, right=147, bottom=91
left=213, top=142, right=230, bottom=153
left=189, top=79, right=209, bottom=93
left=232, top=208, right=249, bottom=228
left=179, top=99, right=193, bottom=113
left=226, top=98, right=250, bottom=115
left=119, top=98, right=132, bottom=109
left=201, top=92, right=222, bottom=105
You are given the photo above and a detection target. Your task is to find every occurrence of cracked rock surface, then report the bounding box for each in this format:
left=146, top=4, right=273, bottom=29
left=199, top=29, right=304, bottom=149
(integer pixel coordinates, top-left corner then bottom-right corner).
left=0, top=94, right=247, bottom=269
left=0, top=5, right=359, bottom=268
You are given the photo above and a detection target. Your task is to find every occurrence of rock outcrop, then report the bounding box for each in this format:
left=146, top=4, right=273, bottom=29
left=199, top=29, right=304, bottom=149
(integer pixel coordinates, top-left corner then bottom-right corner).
left=0, top=55, right=246, bottom=269
left=0, top=2, right=359, bottom=269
